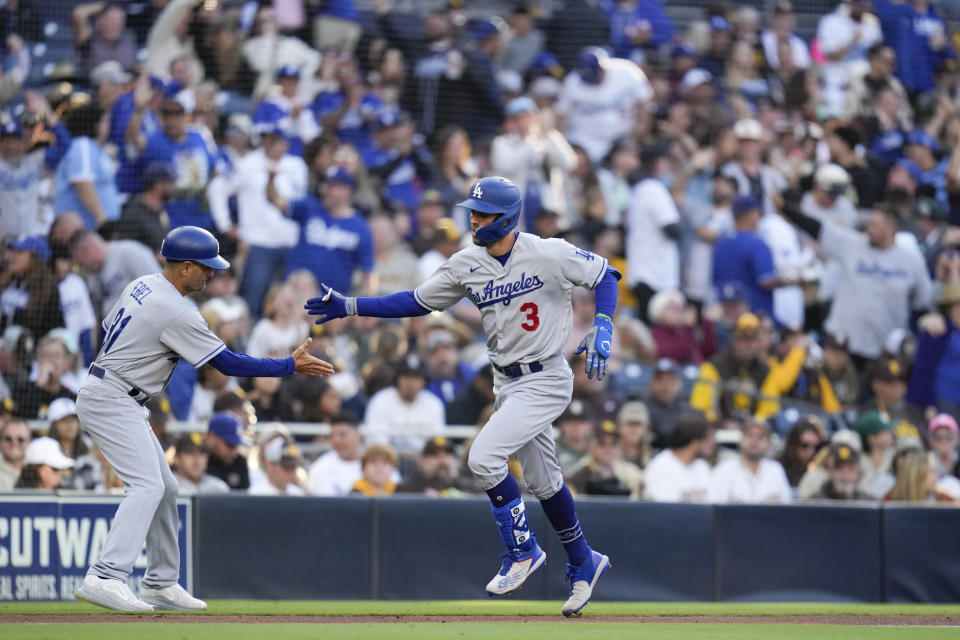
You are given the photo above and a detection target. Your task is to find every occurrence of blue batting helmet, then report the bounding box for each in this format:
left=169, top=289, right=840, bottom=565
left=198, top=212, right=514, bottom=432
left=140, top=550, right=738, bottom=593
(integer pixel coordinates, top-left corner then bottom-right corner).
left=458, top=177, right=522, bottom=244
left=160, top=226, right=230, bottom=269
left=577, top=46, right=608, bottom=84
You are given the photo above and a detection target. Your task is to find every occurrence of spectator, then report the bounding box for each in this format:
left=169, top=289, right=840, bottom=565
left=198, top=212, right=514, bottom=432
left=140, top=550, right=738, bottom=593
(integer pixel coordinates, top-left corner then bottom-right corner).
left=311, top=0, right=361, bottom=54
left=502, top=5, right=544, bottom=75
left=420, top=328, right=473, bottom=404
left=397, top=436, right=469, bottom=496
left=47, top=397, right=99, bottom=490
left=252, top=66, right=322, bottom=157
left=818, top=0, right=884, bottom=113
left=307, top=412, right=364, bottom=496
left=490, top=97, right=577, bottom=228
left=761, top=1, right=810, bottom=72
left=0, top=418, right=30, bottom=491
left=270, top=166, right=374, bottom=299
left=602, top=0, right=674, bottom=60
left=700, top=15, right=734, bottom=88
left=865, top=354, right=925, bottom=441
left=69, top=230, right=161, bottom=317
left=691, top=312, right=780, bottom=423
left=597, top=139, right=639, bottom=227
left=54, top=99, right=119, bottom=230
left=799, top=332, right=861, bottom=412
left=446, top=364, right=495, bottom=426
left=142, top=99, right=217, bottom=230
left=778, top=416, right=826, bottom=490
left=625, top=144, right=681, bottom=321
left=249, top=436, right=306, bottom=496
left=416, top=214, right=459, bottom=280
left=725, top=39, right=771, bottom=117
left=351, top=443, right=398, bottom=496
left=14, top=436, right=74, bottom=489
left=364, top=109, right=432, bottom=215
left=545, top=0, right=612, bottom=70
left=145, top=395, right=175, bottom=452
left=711, top=420, right=792, bottom=504
left=173, top=432, right=229, bottom=496
left=885, top=449, right=940, bottom=502
left=928, top=413, right=959, bottom=481
left=187, top=364, right=233, bottom=425
left=843, top=43, right=909, bottom=127
left=556, top=47, right=651, bottom=163
left=367, top=215, right=419, bottom=295
left=617, top=401, right=653, bottom=469
left=852, top=408, right=898, bottom=496
left=243, top=7, right=321, bottom=100
left=0, top=95, right=71, bottom=238
left=825, top=125, right=886, bottom=210
left=875, top=0, right=955, bottom=95
left=363, top=359, right=445, bottom=456
left=711, top=196, right=781, bottom=321
left=566, top=420, right=640, bottom=497
left=193, top=16, right=255, bottom=96
left=111, top=162, right=175, bottom=254
left=427, top=125, right=477, bottom=209
left=782, top=196, right=933, bottom=362
left=643, top=412, right=713, bottom=503
left=802, top=164, right=857, bottom=229
left=144, top=0, right=203, bottom=87
left=646, top=358, right=685, bottom=447
left=555, top=399, right=594, bottom=474
left=11, top=333, right=76, bottom=419
left=72, top=2, right=137, bottom=74
left=204, top=412, right=252, bottom=491
left=458, top=19, right=504, bottom=145
left=0, top=236, right=64, bottom=339
left=807, top=442, right=874, bottom=501
left=648, top=290, right=715, bottom=365
left=246, top=283, right=308, bottom=359
left=109, top=73, right=164, bottom=196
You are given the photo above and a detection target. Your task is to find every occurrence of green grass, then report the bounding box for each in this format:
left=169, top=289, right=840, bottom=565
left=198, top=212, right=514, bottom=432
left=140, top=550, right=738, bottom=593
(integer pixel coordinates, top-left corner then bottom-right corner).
left=3, top=600, right=960, bottom=617
left=2, top=623, right=959, bottom=640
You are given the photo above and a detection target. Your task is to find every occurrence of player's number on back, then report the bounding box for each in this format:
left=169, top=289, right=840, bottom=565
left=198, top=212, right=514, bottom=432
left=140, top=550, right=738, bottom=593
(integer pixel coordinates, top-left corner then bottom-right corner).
left=520, top=302, right=539, bottom=331
left=103, top=307, right=131, bottom=354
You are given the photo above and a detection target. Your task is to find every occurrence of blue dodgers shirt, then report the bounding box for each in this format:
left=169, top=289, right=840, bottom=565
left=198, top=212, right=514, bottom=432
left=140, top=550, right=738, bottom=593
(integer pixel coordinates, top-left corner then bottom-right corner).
left=142, top=129, right=216, bottom=229
left=712, top=230, right=776, bottom=318
left=311, top=91, right=381, bottom=154
left=53, top=137, right=120, bottom=229
left=284, top=197, right=374, bottom=294
left=108, top=92, right=159, bottom=194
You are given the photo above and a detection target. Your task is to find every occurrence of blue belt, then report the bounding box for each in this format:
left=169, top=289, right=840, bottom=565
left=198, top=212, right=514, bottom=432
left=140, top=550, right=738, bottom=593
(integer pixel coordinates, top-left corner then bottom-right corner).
left=492, top=361, right=543, bottom=379
left=89, top=364, right=149, bottom=406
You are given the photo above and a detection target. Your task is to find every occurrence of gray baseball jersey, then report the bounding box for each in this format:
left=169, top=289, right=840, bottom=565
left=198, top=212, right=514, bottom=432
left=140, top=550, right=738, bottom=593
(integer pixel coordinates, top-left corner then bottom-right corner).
left=92, top=273, right=226, bottom=395
left=414, top=232, right=608, bottom=366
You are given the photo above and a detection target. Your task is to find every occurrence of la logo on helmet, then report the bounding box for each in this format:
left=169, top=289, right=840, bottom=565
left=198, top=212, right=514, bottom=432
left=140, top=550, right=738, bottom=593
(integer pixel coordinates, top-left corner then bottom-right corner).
left=472, top=184, right=483, bottom=198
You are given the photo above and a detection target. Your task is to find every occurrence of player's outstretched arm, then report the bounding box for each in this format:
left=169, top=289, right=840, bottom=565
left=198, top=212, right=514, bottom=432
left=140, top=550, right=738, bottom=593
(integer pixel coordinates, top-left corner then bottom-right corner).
left=305, top=284, right=431, bottom=324
left=291, top=338, right=335, bottom=377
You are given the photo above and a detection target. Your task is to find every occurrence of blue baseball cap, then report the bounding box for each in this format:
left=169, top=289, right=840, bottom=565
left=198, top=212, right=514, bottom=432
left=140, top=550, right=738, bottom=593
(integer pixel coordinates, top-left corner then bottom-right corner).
left=577, top=47, right=608, bottom=84
left=672, top=42, right=697, bottom=59
left=894, top=158, right=922, bottom=183
left=276, top=65, right=301, bottom=80
left=0, top=120, right=23, bottom=137
left=733, top=194, right=761, bottom=216
left=143, top=162, right=176, bottom=188
left=529, top=52, right=563, bottom=79
left=710, top=15, right=732, bottom=32
left=8, top=235, right=50, bottom=261
left=324, top=165, right=356, bottom=188
left=907, top=129, right=940, bottom=154
left=208, top=412, right=251, bottom=447
left=148, top=74, right=166, bottom=92
left=505, top=96, right=537, bottom=118
left=470, top=19, right=501, bottom=42
left=373, top=107, right=410, bottom=131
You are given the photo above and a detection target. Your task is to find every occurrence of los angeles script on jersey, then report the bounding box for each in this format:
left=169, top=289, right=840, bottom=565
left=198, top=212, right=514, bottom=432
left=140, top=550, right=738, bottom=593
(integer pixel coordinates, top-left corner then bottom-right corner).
left=467, top=272, right=544, bottom=309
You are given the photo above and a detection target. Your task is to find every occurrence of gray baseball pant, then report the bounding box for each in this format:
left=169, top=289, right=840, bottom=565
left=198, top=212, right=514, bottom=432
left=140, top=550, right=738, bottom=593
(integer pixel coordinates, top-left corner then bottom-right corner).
left=77, top=376, right=180, bottom=587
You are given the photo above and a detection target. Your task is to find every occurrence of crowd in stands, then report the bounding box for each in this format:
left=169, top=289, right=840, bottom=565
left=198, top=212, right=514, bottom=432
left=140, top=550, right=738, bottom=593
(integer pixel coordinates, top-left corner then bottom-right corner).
left=1, top=0, right=960, bottom=505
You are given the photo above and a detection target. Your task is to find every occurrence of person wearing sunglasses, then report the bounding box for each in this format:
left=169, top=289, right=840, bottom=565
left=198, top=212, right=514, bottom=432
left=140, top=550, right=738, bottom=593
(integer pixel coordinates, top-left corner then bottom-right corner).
left=0, top=418, right=30, bottom=491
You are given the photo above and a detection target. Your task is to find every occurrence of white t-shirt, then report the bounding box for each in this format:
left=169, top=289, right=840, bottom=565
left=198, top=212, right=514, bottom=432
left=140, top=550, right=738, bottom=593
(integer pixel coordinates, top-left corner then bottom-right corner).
left=682, top=200, right=734, bottom=302
left=225, top=148, right=306, bottom=248
left=306, top=451, right=362, bottom=496
left=757, top=213, right=808, bottom=329
left=643, top=449, right=712, bottom=503
left=625, top=178, right=680, bottom=291
left=363, top=387, right=446, bottom=455
left=246, top=318, right=308, bottom=359
left=557, top=59, right=652, bottom=162
left=248, top=479, right=306, bottom=496
left=710, top=457, right=793, bottom=504
left=760, top=30, right=811, bottom=70
left=817, top=7, right=882, bottom=91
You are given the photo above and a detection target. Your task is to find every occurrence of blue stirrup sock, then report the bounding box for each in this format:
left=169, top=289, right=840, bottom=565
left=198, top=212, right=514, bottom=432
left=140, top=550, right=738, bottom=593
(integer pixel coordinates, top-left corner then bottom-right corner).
left=486, top=475, right=534, bottom=553
left=539, top=485, right=589, bottom=565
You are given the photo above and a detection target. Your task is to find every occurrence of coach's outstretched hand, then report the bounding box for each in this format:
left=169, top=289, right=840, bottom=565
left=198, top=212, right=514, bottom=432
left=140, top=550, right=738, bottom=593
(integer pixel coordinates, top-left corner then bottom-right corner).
left=292, top=338, right=335, bottom=377
left=304, top=284, right=358, bottom=324
left=575, top=313, right=613, bottom=380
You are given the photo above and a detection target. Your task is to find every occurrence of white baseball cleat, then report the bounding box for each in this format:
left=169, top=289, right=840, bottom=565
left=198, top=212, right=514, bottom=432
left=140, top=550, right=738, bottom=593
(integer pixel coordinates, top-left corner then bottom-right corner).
left=561, top=549, right=611, bottom=617
left=485, top=540, right=547, bottom=596
left=75, top=575, right=155, bottom=612
left=140, top=583, right=208, bottom=610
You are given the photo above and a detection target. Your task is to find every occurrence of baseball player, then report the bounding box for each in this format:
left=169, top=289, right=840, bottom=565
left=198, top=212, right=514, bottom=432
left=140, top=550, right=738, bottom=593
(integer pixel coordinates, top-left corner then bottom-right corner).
left=74, top=226, right=333, bottom=612
left=306, top=176, right=619, bottom=616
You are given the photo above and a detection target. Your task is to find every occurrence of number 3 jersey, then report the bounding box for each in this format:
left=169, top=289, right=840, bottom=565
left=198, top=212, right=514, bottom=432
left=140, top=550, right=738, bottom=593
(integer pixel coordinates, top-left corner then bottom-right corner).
left=92, top=273, right=226, bottom=394
left=414, top=233, right=608, bottom=367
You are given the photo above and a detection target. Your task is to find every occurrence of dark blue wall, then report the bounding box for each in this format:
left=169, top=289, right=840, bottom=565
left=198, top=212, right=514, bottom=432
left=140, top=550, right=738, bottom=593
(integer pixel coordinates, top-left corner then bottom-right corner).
left=192, top=496, right=960, bottom=602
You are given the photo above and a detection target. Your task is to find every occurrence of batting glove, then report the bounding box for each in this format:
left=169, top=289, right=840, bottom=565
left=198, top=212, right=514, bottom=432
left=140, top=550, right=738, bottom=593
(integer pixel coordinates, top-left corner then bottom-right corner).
left=575, top=313, right=613, bottom=380
left=304, top=284, right=357, bottom=324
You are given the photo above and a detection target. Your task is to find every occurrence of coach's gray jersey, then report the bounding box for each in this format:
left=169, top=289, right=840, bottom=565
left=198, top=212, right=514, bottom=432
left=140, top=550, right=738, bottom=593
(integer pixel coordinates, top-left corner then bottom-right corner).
left=415, top=232, right=607, bottom=366
left=91, top=273, right=225, bottom=394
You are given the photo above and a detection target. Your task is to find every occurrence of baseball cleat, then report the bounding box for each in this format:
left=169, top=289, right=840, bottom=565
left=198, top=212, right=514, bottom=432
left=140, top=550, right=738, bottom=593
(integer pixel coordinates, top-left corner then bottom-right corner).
left=140, top=583, right=208, bottom=610
left=485, top=540, right=547, bottom=596
left=75, top=575, right=154, bottom=612
left=561, top=549, right=611, bottom=617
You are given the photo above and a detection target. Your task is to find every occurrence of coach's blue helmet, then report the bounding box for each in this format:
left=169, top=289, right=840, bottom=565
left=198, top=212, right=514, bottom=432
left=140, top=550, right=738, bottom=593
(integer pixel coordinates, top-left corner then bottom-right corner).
left=160, top=226, right=230, bottom=269
left=458, top=177, right=522, bottom=244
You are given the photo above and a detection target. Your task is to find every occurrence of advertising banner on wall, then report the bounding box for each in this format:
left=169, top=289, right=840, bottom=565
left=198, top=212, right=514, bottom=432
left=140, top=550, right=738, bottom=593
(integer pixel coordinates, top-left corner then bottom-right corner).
left=0, top=494, right=192, bottom=601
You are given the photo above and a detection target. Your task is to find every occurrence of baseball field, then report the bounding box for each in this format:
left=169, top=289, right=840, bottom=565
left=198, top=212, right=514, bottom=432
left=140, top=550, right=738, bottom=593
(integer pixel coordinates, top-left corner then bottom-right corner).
left=3, top=601, right=960, bottom=639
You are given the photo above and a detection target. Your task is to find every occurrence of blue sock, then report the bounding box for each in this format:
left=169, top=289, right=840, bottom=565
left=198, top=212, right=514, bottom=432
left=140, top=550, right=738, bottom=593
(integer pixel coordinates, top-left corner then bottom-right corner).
left=539, top=486, right=589, bottom=565
left=486, top=475, right=534, bottom=553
